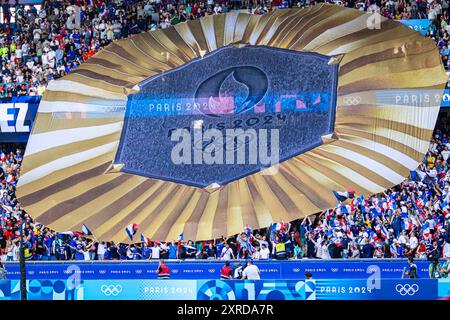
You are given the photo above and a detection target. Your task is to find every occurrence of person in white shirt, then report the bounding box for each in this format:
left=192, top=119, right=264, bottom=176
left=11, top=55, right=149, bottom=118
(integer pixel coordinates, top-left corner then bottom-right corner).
left=97, top=241, right=106, bottom=260
left=443, top=240, right=450, bottom=258
left=126, top=246, right=134, bottom=260
left=47, top=49, right=56, bottom=68
left=251, top=247, right=260, bottom=260
left=220, top=243, right=235, bottom=260
left=241, top=260, right=260, bottom=280
left=259, top=244, right=270, bottom=259
left=233, top=262, right=244, bottom=279
left=151, top=243, right=161, bottom=259
left=409, top=233, right=418, bottom=251
left=442, top=147, right=450, bottom=163
left=398, top=230, right=408, bottom=245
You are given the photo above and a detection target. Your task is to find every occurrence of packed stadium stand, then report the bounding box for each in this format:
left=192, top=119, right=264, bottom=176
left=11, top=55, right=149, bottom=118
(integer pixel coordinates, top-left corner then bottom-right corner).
left=0, top=1, right=449, bottom=279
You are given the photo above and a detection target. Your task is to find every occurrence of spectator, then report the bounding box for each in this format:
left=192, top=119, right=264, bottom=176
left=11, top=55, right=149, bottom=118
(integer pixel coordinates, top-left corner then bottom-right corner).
left=0, top=262, right=6, bottom=280
left=97, top=241, right=106, bottom=260
left=219, top=242, right=235, bottom=260
left=157, top=259, right=170, bottom=279
left=233, top=262, right=244, bottom=279
left=220, top=261, right=232, bottom=280
left=429, top=257, right=443, bottom=278
left=241, top=259, right=260, bottom=280
left=404, top=257, right=419, bottom=278
left=442, top=251, right=450, bottom=278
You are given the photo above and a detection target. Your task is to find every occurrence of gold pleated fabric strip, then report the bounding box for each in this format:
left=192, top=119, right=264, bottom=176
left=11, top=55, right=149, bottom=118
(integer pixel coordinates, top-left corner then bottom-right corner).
left=17, top=5, right=447, bottom=242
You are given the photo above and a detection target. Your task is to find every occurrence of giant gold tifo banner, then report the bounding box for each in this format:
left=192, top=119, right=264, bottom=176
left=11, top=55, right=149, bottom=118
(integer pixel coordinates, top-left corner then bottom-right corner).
left=17, top=5, right=447, bottom=242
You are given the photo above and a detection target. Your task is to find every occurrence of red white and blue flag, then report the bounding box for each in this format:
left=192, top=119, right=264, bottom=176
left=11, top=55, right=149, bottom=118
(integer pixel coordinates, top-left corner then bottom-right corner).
left=6, top=174, right=15, bottom=184
left=125, top=223, right=138, bottom=241
left=332, top=189, right=355, bottom=203
left=81, top=224, right=93, bottom=235
left=140, top=233, right=150, bottom=245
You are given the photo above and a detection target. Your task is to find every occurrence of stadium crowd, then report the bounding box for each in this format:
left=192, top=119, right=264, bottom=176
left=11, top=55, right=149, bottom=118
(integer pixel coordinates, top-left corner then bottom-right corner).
left=0, top=0, right=450, bottom=97
left=0, top=125, right=449, bottom=264
left=0, top=1, right=448, bottom=274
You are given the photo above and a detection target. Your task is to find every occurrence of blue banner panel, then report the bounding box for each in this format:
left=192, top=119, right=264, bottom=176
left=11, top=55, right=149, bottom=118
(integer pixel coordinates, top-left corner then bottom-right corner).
left=83, top=279, right=198, bottom=300
left=442, top=89, right=450, bottom=108
left=310, top=279, right=437, bottom=300
left=397, top=19, right=430, bottom=36
left=438, top=279, right=450, bottom=299
left=9, top=279, right=83, bottom=300
left=196, top=279, right=305, bottom=300
left=2, top=279, right=439, bottom=300
left=3, top=260, right=433, bottom=280
left=0, top=96, right=40, bottom=142
left=0, top=280, right=11, bottom=300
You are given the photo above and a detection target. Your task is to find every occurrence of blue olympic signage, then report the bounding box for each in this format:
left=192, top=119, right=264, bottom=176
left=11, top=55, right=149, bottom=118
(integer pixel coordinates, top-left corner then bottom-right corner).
left=397, top=19, right=430, bottom=36
left=0, top=84, right=449, bottom=145
left=2, top=260, right=434, bottom=280
left=441, top=89, right=450, bottom=108
left=0, top=96, right=40, bottom=142
left=0, top=279, right=439, bottom=300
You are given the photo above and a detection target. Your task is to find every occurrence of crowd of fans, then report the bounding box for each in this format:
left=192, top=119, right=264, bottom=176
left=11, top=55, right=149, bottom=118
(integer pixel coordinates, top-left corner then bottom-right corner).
left=0, top=0, right=450, bottom=97
left=0, top=125, right=449, bottom=263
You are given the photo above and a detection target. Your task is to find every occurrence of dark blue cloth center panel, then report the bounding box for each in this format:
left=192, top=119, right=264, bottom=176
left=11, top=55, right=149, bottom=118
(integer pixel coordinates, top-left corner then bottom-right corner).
left=115, top=45, right=339, bottom=188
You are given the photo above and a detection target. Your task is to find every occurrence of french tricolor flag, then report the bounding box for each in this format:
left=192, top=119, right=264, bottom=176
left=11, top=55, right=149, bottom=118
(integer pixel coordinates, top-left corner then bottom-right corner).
left=423, top=227, right=430, bottom=237
left=6, top=174, right=14, bottom=184
left=81, top=224, right=93, bottom=235
left=0, top=152, right=6, bottom=162
left=140, top=233, right=150, bottom=245
left=332, top=189, right=355, bottom=203
left=125, top=224, right=138, bottom=241
left=380, top=226, right=389, bottom=238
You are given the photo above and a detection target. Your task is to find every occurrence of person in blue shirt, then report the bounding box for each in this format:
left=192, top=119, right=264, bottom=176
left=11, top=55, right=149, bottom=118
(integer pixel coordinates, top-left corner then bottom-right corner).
left=132, top=246, right=141, bottom=260
left=206, top=243, right=216, bottom=259
left=362, top=239, right=375, bottom=258
left=67, top=45, right=77, bottom=62
left=74, top=244, right=85, bottom=261
left=103, top=245, right=110, bottom=260
left=216, top=239, right=225, bottom=258
left=397, top=243, right=406, bottom=258
left=119, top=244, right=127, bottom=260
left=142, top=243, right=152, bottom=260
left=391, top=211, right=402, bottom=237
left=44, top=234, right=53, bottom=261
left=70, top=30, right=81, bottom=46
left=69, top=236, right=77, bottom=260
left=168, top=242, right=177, bottom=259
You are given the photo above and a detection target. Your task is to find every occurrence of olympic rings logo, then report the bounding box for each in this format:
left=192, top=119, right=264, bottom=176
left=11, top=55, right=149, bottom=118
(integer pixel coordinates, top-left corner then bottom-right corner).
left=395, top=284, right=419, bottom=296
left=101, top=285, right=123, bottom=297
left=208, top=269, right=216, bottom=273
left=343, top=96, right=362, bottom=105
left=193, top=132, right=255, bottom=151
